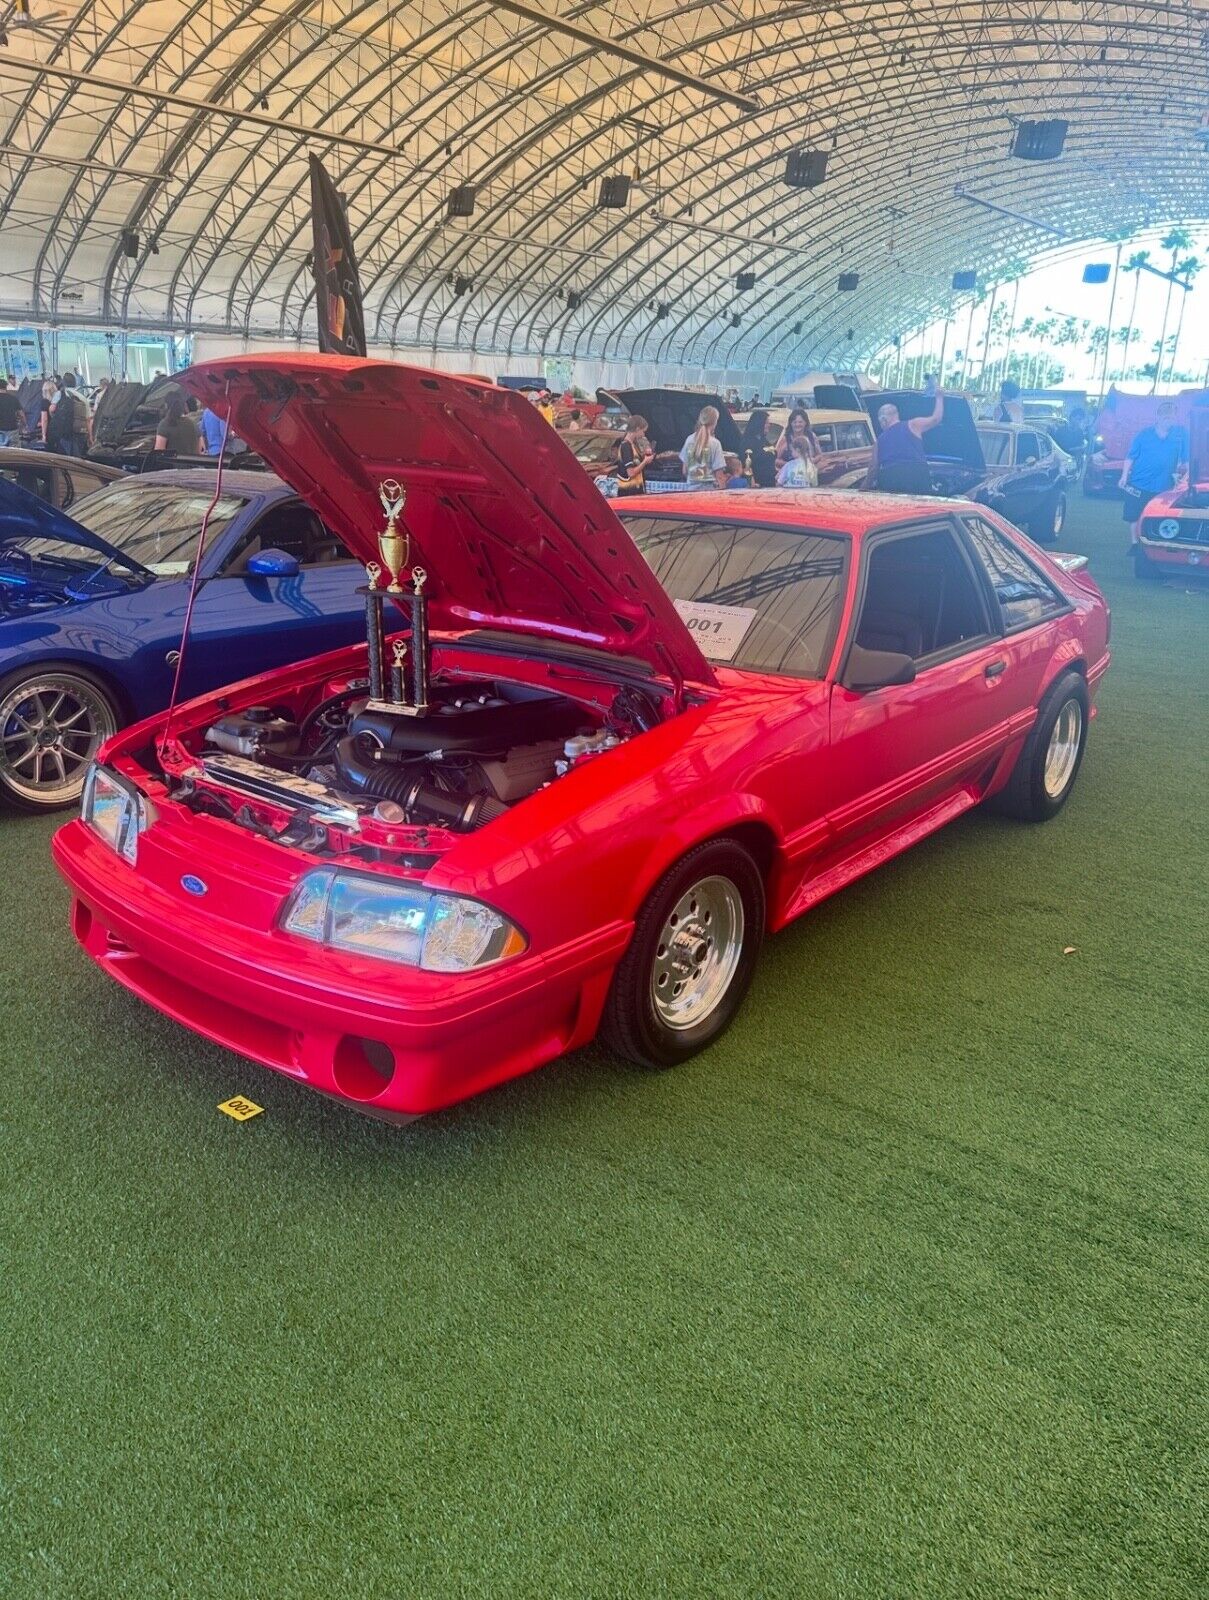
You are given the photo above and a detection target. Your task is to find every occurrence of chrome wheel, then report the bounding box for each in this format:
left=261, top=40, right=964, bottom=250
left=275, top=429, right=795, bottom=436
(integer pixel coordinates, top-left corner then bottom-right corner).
left=0, top=672, right=116, bottom=807
left=650, top=875, right=744, bottom=1031
left=1043, top=699, right=1082, bottom=799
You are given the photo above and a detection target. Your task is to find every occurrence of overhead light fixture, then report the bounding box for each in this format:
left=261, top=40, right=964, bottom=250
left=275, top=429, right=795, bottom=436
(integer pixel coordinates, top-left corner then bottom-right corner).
left=792, top=320, right=803, bottom=335
left=597, top=175, right=631, bottom=209
left=453, top=274, right=474, bottom=296
left=952, top=269, right=976, bottom=291
left=1082, top=262, right=1111, bottom=284
left=730, top=313, right=741, bottom=329
left=784, top=149, right=827, bottom=189
left=735, top=270, right=756, bottom=292
left=654, top=302, right=670, bottom=320
left=446, top=185, right=477, bottom=219
left=1010, top=119, right=1068, bottom=160
left=838, top=272, right=859, bottom=291
left=566, top=290, right=582, bottom=310
left=120, top=227, right=139, bottom=259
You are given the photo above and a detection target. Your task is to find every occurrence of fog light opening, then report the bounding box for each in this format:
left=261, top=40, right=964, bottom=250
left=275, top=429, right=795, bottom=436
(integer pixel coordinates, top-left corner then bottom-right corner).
left=333, top=1035, right=396, bottom=1101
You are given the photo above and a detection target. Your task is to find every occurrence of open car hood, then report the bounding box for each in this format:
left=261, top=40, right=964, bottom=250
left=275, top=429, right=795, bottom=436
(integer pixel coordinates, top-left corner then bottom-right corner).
left=813, top=383, right=864, bottom=413
left=0, top=473, right=150, bottom=573
left=866, top=390, right=985, bottom=468
left=613, top=389, right=742, bottom=456
left=181, top=355, right=716, bottom=688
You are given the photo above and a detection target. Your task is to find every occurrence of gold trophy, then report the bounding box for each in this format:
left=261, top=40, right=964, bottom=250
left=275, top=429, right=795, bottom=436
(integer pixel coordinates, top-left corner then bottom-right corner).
left=377, top=478, right=408, bottom=592
left=365, top=559, right=382, bottom=590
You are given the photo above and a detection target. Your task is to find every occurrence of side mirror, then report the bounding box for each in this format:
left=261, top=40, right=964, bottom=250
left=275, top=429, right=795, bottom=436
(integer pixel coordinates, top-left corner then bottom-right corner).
left=844, top=644, right=916, bottom=692
left=247, top=547, right=300, bottom=577
left=1024, top=455, right=1037, bottom=465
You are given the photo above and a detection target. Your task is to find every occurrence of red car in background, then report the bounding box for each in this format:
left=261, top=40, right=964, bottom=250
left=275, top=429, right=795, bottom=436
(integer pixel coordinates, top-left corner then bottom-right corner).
left=1084, top=386, right=1207, bottom=494
left=53, top=357, right=1110, bottom=1121
left=1135, top=402, right=1209, bottom=578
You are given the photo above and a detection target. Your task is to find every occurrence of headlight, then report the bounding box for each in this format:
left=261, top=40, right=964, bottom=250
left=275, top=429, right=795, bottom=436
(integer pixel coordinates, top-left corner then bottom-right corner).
left=279, top=868, right=527, bottom=972
left=1157, top=518, right=1181, bottom=540
left=81, top=763, right=155, bottom=864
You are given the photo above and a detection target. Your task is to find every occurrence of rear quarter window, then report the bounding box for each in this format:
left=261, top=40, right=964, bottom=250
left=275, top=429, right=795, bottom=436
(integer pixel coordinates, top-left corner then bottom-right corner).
left=962, top=516, right=1068, bottom=631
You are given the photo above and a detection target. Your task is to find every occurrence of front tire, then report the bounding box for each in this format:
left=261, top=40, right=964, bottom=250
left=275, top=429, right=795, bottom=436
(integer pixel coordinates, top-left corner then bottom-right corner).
left=0, top=666, right=119, bottom=813
left=602, top=838, right=765, bottom=1069
left=994, top=670, right=1089, bottom=822
left=1132, top=545, right=1161, bottom=580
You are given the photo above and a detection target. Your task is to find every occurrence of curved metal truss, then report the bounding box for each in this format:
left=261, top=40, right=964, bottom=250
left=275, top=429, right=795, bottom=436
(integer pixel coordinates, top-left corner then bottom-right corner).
left=1, top=1, right=1205, bottom=378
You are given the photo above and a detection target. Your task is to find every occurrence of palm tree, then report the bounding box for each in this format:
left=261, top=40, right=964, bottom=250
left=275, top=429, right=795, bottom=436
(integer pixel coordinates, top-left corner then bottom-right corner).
left=1152, top=228, right=1193, bottom=391
left=1164, top=255, right=1201, bottom=383
left=1118, top=250, right=1150, bottom=381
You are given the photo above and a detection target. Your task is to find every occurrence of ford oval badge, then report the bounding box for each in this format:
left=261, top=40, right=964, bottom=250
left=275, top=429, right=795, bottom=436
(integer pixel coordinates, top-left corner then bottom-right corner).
left=181, top=874, right=208, bottom=897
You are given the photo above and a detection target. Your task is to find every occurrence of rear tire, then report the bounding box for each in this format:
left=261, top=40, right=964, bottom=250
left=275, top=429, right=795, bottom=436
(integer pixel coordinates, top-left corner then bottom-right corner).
left=602, top=838, right=765, bottom=1069
left=1030, top=490, right=1066, bottom=543
left=993, top=670, right=1089, bottom=822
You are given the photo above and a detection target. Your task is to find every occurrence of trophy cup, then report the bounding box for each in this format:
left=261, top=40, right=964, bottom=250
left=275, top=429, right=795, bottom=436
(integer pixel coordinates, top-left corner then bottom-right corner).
left=377, top=478, right=408, bottom=593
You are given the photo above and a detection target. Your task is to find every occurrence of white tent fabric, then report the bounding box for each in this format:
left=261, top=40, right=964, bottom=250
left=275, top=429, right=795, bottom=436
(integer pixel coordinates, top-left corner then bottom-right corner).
left=0, top=2, right=1205, bottom=383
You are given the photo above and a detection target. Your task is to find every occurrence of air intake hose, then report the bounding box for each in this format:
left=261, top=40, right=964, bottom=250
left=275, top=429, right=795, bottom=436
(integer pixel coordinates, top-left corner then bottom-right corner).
left=334, top=736, right=507, bottom=831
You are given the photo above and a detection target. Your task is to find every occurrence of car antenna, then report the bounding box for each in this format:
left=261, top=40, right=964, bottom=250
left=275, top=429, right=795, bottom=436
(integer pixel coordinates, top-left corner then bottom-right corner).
left=157, top=383, right=231, bottom=762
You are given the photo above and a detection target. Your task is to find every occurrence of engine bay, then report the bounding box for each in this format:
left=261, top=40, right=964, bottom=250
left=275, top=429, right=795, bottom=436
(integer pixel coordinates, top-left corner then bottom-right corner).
left=158, top=651, right=656, bottom=865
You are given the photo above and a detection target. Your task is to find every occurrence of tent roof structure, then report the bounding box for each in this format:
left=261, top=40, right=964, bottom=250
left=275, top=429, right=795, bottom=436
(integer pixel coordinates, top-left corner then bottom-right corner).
left=0, top=1, right=1205, bottom=375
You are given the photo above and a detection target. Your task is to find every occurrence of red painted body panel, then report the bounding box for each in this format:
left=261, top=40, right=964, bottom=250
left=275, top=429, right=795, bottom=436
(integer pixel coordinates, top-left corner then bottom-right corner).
left=53, top=480, right=1111, bottom=1119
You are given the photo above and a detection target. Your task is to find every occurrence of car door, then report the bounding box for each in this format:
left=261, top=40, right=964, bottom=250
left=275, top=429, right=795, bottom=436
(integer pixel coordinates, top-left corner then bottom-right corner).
left=169, top=498, right=365, bottom=697
left=1005, top=429, right=1051, bottom=526
left=827, top=517, right=1023, bottom=847
left=957, top=512, right=1075, bottom=713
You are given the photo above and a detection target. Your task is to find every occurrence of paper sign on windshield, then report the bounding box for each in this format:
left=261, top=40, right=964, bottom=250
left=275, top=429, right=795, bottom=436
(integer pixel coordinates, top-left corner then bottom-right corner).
left=672, top=599, right=757, bottom=662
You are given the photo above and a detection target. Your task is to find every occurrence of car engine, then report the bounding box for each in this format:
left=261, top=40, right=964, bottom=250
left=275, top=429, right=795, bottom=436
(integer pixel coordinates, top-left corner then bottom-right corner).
left=193, top=673, right=616, bottom=842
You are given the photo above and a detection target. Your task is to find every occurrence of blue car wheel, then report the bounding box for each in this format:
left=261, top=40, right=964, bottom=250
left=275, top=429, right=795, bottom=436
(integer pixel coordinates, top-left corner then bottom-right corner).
left=0, top=667, right=119, bottom=813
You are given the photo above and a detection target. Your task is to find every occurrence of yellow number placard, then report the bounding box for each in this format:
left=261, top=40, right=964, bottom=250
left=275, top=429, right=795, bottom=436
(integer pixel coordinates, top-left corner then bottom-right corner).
left=218, top=1095, right=265, bottom=1121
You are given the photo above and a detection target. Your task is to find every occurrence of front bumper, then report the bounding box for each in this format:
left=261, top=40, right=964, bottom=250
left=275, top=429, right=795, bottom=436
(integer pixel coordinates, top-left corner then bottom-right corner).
left=53, top=821, right=631, bottom=1118
left=1137, top=537, right=1209, bottom=570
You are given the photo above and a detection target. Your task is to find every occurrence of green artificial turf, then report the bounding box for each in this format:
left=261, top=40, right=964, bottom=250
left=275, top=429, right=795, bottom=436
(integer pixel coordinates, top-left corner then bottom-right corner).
left=2, top=495, right=1206, bottom=1599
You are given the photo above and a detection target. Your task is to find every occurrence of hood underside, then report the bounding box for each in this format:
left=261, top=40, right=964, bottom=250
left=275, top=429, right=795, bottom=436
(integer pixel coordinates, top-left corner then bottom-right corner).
left=0, top=472, right=148, bottom=571
left=866, top=391, right=985, bottom=469
left=614, top=389, right=742, bottom=457
left=180, top=355, right=715, bottom=688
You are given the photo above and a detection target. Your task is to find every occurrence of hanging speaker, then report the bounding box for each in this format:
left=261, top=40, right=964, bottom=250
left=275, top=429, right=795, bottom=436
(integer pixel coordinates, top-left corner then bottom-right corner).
left=654, top=302, right=670, bottom=320
left=1010, top=119, right=1068, bottom=160
left=566, top=291, right=582, bottom=310
left=736, top=270, right=756, bottom=292
left=730, top=313, right=742, bottom=329
left=838, top=272, right=859, bottom=292
left=597, top=175, right=631, bottom=209
left=792, top=320, right=803, bottom=335
left=952, top=269, right=977, bottom=291
left=453, top=274, right=474, bottom=296
left=446, top=185, right=477, bottom=219
left=120, top=228, right=140, bottom=259
left=784, top=150, right=827, bottom=189
left=1082, top=262, right=1111, bottom=284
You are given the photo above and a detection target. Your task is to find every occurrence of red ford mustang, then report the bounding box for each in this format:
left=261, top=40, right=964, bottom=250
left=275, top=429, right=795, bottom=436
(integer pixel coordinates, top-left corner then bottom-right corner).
left=53, top=357, right=1111, bottom=1120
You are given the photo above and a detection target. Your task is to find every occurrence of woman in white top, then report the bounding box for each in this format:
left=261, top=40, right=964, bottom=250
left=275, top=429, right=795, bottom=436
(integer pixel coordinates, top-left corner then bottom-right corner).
left=680, top=406, right=728, bottom=487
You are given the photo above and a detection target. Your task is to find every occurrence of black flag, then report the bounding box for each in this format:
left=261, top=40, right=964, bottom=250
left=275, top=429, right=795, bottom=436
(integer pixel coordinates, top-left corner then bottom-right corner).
left=309, top=154, right=366, bottom=357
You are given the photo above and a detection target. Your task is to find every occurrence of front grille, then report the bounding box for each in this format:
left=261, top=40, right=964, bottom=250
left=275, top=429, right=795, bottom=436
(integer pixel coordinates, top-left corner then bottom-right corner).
left=1144, top=517, right=1209, bottom=547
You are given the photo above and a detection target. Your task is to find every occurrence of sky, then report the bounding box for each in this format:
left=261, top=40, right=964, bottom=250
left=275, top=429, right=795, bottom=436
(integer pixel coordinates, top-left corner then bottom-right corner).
left=872, top=225, right=1209, bottom=395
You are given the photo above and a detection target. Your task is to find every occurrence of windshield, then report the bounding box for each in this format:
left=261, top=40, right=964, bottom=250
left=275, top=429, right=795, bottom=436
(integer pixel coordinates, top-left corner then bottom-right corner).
left=8, top=482, right=244, bottom=578
left=619, top=514, right=848, bottom=678
left=976, top=428, right=1012, bottom=466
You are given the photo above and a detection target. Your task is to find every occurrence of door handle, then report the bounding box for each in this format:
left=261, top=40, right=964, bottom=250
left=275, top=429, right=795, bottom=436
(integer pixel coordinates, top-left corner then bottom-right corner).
left=985, top=659, right=1006, bottom=680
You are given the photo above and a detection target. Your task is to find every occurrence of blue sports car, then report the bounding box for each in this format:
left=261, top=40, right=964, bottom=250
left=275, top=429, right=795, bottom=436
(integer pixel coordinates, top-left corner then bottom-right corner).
left=0, top=468, right=367, bottom=811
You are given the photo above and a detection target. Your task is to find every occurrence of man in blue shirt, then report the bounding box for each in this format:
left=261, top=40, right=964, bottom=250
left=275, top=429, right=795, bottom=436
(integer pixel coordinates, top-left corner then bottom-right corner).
left=1121, top=402, right=1189, bottom=545
left=199, top=406, right=226, bottom=456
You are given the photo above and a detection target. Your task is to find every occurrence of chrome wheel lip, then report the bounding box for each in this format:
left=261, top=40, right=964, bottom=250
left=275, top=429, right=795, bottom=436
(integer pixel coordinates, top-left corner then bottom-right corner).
left=650, top=874, right=744, bottom=1032
left=0, top=673, right=115, bottom=805
left=1043, top=699, right=1082, bottom=799
left=1053, top=494, right=1066, bottom=534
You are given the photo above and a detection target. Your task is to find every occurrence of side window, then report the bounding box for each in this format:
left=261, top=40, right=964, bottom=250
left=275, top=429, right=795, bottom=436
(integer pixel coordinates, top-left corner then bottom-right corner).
left=812, top=423, right=836, bottom=452
left=856, top=525, right=990, bottom=663
left=962, top=516, right=1067, bottom=631
left=1017, top=431, right=1040, bottom=463
left=221, top=502, right=351, bottom=574
left=1036, top=433, right=1052, bottom=457
left=834, top=421, right=871, bottom=451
